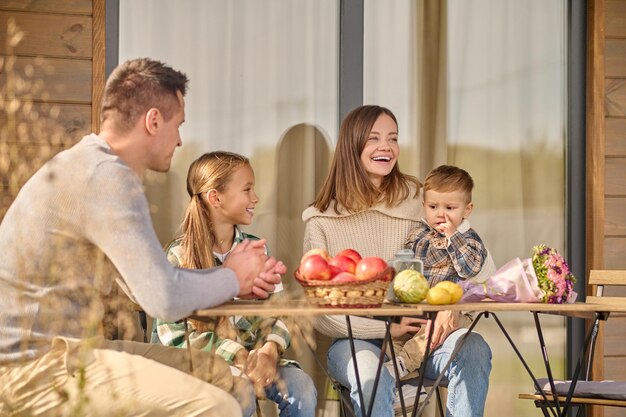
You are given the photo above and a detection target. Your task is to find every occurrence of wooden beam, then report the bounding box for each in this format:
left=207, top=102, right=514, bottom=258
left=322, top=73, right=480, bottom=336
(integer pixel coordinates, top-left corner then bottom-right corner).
left=91, top=0, right=105, bottom=133
left=587, top=1, right=606, bottom=415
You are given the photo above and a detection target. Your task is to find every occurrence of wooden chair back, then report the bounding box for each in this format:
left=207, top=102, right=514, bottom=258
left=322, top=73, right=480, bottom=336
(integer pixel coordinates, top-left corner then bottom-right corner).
left=586, top=269, right=626, bottom=307
left=519, top=269, right=626, bottom=413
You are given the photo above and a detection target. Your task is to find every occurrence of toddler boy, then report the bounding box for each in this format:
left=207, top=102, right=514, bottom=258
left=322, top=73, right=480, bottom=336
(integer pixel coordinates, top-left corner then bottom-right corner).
left=387, top=165, right=491, bottom=379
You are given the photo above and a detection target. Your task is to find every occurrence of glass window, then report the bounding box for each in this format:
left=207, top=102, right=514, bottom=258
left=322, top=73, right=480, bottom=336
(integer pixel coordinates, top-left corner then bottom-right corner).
left=365, top=0, right=568, bottom=415
left=121, top=1, right=569, bottom=415
left=119, top=0, right=339, bottom=286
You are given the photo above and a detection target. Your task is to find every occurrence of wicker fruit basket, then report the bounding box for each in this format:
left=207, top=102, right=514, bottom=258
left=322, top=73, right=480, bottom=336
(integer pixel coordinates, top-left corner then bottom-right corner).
left=295, top=267, right=395, bottom=308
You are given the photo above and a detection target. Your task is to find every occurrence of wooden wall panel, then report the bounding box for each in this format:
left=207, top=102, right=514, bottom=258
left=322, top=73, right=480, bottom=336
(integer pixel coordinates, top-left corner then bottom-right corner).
left=604, top=317, right=626, bottom=356
left=0, top=11, right=92, bottom=58
left=0, top=0, right=104, bottom=225
left=0, top=142, right=67, bottom=219
left=0, top=0, right=91, bottom=15
left=606, top=407, right=624, bottom=417
left=0, top=56, right=92, bottom=102
left=605, top=237, right=626, bottom=269
left=606, top=79, right=626, bottom=117
left=0, top=103, right=91, bottom=143
left=605, top=197, right=626, bottom=235
left=606, top=0, right=626, bottom=37
left=606, top=39, right=626, bottom=77
left=604, top=357, right=626, bottom=380
left=605, top=158, right=626, bottom=195
left=601, top=0, right=626, bottom=395
left=606, top=118, right=626, bottom=155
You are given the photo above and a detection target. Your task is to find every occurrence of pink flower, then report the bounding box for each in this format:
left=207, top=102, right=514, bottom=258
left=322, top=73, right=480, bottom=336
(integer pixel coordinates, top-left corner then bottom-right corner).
left=532, top=244, right=576, bottom=304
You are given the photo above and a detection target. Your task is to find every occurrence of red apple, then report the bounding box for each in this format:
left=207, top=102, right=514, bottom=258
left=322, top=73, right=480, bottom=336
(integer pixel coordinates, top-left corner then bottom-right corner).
left=301, top=248, right=331, bottom=265
left=329, top=265, right=343, bottom=277
left=354, top=257, right=388, bottom=281
left=336, top=248, right=362, bottom=264
left=300, top=254, right=332, bottom=281
left=329, top=255, right=357, bottom=274
left=331, top=272, right=358, bottom=283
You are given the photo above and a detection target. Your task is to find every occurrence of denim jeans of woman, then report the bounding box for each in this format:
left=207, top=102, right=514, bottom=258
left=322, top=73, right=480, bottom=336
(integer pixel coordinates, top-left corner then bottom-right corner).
left=242, top=364, right=317, bottom=417
left=327, top=328, right=492, bottom=417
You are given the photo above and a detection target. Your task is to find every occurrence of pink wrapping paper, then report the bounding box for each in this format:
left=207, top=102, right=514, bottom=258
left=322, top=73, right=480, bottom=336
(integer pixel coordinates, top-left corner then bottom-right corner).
left=459, top=257, right=546, bottom=303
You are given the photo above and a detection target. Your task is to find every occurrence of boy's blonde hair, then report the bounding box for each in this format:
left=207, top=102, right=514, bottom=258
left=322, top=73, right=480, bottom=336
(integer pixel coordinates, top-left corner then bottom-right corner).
left=423, top=165, right=474, bottom=202
left=179, top=151, right=250, bottom=269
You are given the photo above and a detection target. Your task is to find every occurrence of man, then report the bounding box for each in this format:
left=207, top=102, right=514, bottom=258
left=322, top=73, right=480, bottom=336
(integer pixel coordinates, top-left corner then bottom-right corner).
left=0, top=58, right=284, bottom=416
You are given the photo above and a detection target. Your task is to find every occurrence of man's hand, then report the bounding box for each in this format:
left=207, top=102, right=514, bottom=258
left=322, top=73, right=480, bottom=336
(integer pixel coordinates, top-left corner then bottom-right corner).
left=390, top=317, right=425, bottom=338
left=245, top=342, right=279, bottom=391
left=223, top=239, right=267, bottom=296
left=425, top=310, right=461, bottom=349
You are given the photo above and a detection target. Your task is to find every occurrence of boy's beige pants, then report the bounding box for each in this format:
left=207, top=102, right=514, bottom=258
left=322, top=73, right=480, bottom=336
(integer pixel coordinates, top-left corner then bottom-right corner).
left=0, top=336, right=247, bottom=417
left=393, top=313, right=473, bottom=375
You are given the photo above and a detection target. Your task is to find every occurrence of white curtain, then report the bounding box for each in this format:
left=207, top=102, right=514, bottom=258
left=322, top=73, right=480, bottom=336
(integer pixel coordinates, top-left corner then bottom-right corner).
left=364, top=1, right=568, bottom=416
left=120, top=0, right=338, bottom=276
left=445, top=2, right=568, bottom=416
left=446, top=0, right=567, bottom=265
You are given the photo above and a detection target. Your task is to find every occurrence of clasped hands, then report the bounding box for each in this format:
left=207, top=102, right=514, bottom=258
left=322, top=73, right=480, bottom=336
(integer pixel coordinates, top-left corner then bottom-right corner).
left=391, top=310, right=461, bottom=350
left=222, top=239, right=286, bottom=299
left=234, top=341, right=280, bottom=393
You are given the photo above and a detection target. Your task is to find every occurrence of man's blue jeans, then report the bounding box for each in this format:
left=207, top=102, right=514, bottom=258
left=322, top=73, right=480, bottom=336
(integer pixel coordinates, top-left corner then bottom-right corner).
left=327, top=328, right=492, bottom=417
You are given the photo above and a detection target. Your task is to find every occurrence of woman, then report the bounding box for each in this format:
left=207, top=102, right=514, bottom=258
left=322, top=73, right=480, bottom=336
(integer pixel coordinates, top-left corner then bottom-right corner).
left=302, top=105, right=492, bottom=417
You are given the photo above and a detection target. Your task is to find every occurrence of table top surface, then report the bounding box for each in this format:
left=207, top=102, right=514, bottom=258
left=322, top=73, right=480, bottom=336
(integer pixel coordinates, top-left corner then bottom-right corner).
left=192, top=298, right=626, bottom=318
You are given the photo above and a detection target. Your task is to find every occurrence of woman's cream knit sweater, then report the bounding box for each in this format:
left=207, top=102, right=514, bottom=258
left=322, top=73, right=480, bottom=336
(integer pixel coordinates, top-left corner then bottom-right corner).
left=302, top=190, right=422, bottom=339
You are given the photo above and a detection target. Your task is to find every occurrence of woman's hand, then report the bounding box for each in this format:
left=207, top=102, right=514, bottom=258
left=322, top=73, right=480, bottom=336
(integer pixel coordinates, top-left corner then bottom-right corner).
left=244, top=342, right=280, bottom=391
left=390, top=317, right=425, bottom=338
left=425, top=310, right=460, bottom=349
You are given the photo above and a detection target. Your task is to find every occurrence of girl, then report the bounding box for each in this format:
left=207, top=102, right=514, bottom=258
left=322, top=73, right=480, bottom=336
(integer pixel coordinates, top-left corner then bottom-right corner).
left=155, top=151, right=316, bottom=417
left=302, top=105, right=492, bottom=417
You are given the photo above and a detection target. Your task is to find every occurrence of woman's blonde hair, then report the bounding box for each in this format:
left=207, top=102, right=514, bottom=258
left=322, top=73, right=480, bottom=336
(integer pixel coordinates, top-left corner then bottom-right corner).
left=312, top=105, right=421, bottom=213
left=178, top=151, right=250, bottom=270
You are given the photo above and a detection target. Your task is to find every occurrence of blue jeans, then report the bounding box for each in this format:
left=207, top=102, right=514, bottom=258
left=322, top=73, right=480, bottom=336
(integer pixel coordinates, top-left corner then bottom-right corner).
left=327, top=328, right=492, bottom=417
left=242, top=364, right=317, bottom=417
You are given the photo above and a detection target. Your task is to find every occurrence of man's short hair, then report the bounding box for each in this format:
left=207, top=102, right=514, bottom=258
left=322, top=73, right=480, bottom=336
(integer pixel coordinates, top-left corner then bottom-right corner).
left=100, top=58, right=189, bottom=134
left=423, top=165, right=474, bottom=202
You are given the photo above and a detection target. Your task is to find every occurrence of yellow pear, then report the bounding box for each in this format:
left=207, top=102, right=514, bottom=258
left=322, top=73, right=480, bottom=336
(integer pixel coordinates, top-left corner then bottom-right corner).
left=434, top=281, right=464, bottom=304
left=426, top=287, right=452, bottom=305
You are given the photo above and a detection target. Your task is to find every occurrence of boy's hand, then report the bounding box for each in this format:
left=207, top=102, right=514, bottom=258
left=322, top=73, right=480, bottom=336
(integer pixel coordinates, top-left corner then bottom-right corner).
left=436, top=213, right=458, bottom=238
left=425, top=310, right=460, bottom=349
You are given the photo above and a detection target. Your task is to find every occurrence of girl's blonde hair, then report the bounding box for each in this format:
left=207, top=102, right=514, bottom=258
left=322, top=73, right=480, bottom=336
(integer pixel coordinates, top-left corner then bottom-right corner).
left=179, top=151, right=250, bottom=269
left=312, top=105, right=421, bottom=213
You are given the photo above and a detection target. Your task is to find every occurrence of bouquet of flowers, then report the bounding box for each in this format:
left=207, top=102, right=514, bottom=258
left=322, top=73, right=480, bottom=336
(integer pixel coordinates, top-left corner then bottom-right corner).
left=459, top=244, right=577, bottom=304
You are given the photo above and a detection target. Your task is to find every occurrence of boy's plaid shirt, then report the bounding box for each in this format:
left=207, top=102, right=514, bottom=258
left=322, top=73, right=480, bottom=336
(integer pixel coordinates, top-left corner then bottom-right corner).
left=156, top=227, right=292, bottom=365
left=405, top=219, right=487, bottom=286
